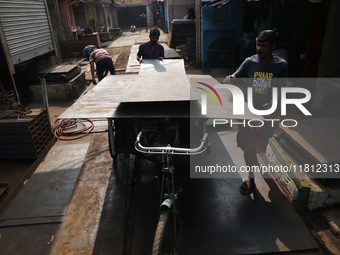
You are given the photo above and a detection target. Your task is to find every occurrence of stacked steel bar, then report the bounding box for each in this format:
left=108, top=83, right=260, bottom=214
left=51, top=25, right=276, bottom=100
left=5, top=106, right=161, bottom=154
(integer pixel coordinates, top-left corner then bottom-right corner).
left=0, top=109, right=53, bottom=159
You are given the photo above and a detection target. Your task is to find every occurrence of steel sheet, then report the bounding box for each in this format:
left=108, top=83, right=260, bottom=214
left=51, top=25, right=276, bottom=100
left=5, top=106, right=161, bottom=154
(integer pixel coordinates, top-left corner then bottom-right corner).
left=121, top=59, right=192, bottom=103
left=125, top=45, right=141, bottom=73
left=58, top=75, right=137, bottom=119
left=0, top=138, right=91, bottom=220
left=59, top=60, right=195, bottom=119
left=188, top=75, right=264, bottom=120
left=129, top=130, right=320, bottom=254
left=161, top=43, right=181, bottom=59
left=58, top=71, right=262, bottom=120
left=126, top=44, right=181, bottom=73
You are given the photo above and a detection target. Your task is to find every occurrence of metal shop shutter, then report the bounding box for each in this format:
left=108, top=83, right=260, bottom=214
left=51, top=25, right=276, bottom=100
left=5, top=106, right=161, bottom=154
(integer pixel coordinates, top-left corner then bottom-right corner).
left=0, top=0, right=55, bottom=65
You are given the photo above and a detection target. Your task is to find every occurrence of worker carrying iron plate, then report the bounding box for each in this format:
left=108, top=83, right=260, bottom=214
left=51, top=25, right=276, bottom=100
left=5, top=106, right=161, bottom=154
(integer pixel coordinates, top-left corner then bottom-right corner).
left=136, top=28, right=164, bottom=64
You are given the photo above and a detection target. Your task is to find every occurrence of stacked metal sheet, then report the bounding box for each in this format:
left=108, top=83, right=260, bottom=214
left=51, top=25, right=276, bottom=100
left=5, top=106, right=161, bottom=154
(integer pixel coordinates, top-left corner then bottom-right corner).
left=0, top=109, right=53, bottom=159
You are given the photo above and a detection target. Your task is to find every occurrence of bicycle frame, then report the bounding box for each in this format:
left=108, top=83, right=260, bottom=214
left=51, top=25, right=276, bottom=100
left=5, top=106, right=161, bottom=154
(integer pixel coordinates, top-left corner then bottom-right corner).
left=135, top=132, right=209, bottom=254
left=135, top=132, right=209, bottom=155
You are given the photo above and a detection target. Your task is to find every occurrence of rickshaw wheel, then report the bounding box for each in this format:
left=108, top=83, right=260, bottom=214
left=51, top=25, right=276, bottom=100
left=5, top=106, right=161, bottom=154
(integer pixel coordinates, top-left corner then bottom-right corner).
left=152, top=206, right=178, bottom=255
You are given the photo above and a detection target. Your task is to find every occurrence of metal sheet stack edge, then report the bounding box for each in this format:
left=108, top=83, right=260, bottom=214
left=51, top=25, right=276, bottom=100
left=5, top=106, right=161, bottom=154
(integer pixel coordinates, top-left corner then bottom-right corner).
left=120, top=59, right=193, bottom=103
left=0, top=109, right=53, bottom=159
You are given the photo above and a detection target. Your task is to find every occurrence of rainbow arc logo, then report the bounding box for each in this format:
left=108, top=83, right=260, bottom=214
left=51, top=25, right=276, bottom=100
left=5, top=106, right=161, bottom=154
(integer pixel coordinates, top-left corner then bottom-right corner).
left=196, top=82, right=223, bottom=106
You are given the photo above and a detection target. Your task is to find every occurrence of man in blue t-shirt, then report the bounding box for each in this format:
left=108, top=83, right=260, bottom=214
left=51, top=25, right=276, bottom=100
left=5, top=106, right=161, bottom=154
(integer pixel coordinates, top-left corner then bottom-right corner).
left=136, top=28, right=164, bottom=64
left=223, top=30, right=288, bottom=195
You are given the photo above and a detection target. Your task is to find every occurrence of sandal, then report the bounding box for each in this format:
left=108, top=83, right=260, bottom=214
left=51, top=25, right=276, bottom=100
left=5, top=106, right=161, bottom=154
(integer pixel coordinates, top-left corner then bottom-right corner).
left=240, top=178, right=255, bottom=196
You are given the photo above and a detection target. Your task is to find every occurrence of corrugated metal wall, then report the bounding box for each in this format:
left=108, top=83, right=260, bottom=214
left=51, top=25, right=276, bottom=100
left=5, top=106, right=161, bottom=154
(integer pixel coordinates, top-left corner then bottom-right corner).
left=0, top=0, right=55, bottom=65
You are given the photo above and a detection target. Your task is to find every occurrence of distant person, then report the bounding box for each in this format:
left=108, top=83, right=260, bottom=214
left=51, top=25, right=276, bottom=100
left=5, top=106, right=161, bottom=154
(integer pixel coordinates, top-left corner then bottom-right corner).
left=137, top=27, right=164, bottom=64
left=183, top=8, right=195, bottom=20
left=83, top=45, right=96, bottom=60
left=187, top=8, right=195, bottom=20
left=140, top=13, right=147, bottom=32
left=130, top=23, right=136, bottom=32
left=89, top=47, right=116, bottom=83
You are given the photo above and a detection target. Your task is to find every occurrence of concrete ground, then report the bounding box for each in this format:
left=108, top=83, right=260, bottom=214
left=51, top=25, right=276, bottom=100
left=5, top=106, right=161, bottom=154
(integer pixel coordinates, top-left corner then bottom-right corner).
left=0, top=29, right=339, bottom=254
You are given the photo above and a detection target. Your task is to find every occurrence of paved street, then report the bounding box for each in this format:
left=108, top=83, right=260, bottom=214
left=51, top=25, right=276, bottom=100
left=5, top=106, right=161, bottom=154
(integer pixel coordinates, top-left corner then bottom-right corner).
left=0, top=29, right=337, bottom=255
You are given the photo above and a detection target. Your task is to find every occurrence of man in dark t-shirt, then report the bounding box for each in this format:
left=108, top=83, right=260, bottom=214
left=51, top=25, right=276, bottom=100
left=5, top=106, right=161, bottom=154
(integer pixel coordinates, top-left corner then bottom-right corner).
left=223, top=30, right=288, bottom=196
left=137, top=28, right=164, bottom=63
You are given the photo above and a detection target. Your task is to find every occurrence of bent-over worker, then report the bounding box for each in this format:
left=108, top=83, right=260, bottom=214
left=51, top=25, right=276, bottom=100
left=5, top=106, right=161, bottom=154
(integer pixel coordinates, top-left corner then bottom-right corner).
left=89, top=47, right=116, bottom=83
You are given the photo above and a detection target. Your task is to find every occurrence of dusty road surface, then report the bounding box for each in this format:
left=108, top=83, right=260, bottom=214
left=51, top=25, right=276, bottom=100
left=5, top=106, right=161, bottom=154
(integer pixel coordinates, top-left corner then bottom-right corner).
left=106, top=46, right=131, bottom=74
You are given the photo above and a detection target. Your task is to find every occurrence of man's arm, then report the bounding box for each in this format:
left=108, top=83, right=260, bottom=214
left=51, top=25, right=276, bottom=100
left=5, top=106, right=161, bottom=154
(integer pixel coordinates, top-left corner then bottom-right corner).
left=158, top=45, right=165, bottom=60
left=223, top=73, right=237, bottom=84
left=90, top=62, right=95, bottom=83
left=222, top=58, right=248, bottom=84
left=137, top=45, right=143, bottom=63
left=137, top=56, right=143, bottom=63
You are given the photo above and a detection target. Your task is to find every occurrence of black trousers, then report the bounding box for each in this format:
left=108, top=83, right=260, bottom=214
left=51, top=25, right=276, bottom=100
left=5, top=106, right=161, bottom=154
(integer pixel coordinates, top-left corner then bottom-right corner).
left=97, top=58, right=115, bottom=81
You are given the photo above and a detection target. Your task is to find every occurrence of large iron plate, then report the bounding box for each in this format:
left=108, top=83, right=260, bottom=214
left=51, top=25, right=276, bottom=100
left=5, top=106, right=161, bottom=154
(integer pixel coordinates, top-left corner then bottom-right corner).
left=120, top=59, right=191, bottom=103
left=58, top=75, right=137, bottom=119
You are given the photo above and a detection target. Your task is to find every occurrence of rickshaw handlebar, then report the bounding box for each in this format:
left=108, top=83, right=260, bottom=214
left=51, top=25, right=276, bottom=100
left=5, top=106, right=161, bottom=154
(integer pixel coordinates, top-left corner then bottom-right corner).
left=135, top=132, right=209, bottom=155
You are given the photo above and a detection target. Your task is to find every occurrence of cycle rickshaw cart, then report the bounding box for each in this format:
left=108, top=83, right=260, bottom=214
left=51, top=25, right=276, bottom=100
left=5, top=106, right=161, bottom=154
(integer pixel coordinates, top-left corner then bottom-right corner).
left=59, top=59, right=210, bottom=254
left=58, top=59, right=322, bottom=255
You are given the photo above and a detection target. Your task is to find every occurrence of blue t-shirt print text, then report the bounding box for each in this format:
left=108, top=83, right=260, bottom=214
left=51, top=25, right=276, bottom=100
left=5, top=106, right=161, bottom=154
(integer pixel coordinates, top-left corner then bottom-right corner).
left=253, top=71, right=273, bottom=94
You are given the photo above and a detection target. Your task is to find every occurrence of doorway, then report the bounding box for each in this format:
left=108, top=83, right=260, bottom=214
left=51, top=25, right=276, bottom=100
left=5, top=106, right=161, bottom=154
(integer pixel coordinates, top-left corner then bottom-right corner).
left=117, top=6, right=147, bottom=29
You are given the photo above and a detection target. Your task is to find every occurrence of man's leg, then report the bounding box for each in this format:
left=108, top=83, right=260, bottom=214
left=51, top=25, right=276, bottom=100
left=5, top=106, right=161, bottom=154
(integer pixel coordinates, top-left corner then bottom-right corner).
left=107, top=59, right=116, bottom=75
left=99, top=58, right=115, bottom=77
left=244, top=151, right=258, bottom=179
left=96, top=61, right=105, bottom=81
left=240, top=152, right=257, bottom=195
